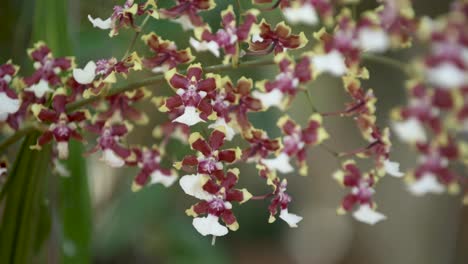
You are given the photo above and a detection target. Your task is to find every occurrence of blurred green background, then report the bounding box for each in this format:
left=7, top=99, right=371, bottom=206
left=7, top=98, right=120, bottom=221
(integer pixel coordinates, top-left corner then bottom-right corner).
left=1, top=0, right=467, bottom=263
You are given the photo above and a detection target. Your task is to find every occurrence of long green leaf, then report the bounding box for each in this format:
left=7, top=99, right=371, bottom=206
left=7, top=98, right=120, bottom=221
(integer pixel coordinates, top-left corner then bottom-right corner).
left=0, top=133, right=51, bottom=264
left=32, top=0, right=92, bottom=263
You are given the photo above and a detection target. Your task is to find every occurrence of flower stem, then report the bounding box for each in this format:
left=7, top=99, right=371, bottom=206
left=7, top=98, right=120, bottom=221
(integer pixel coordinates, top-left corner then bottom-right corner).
left=122, top=14, right=151, bottom=59
left=362, top=53, right=412, bottom=76
left=1, top=53, right=409, bottom=153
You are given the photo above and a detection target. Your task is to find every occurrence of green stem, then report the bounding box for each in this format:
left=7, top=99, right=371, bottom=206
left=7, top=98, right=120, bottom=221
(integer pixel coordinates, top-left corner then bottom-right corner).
left=362, top=53, right=412, bottom=76
left=122, top=14, right=151, bottom=59
left=1, top=54, right=408, bottom=152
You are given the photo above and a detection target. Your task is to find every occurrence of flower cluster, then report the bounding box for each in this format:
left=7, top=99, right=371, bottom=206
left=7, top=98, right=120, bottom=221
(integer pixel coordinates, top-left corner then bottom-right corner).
left=392, top=1, right=468, bottom=199
left=1, top=0, right=466, bottom=243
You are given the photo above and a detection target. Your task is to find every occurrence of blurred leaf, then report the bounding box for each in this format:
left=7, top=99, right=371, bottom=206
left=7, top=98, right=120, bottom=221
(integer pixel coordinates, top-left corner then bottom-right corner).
left=0, top=132, right=51, bottom=263
left=60, top=141, right=92, bottom=264
left=32, top=0, right=92, bottom=263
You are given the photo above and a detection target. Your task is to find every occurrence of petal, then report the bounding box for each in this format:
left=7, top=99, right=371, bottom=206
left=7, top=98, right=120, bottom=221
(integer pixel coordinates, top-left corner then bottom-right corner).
left=279, top=209, right=303, bottom=228
left=383, top=159, right=404, bottom=177
left=25, top=79, right=53, bottom=98
left=352, top=204, right=387, bottom=225
left=407, top=173, right=445, bottom=196
left=252, top=89, right=284, bottom=109
left=179, top=174, right=214, bottom=201
left=189, top=38, right=220, bottom=57
left=192, top=214, right=228, bottom=237
left=73, top=61, right=96, bottom=84
left=208, top=118, right=236, bottom=141
left=57, top=141, right=69, bottom=160
left=427, top=62, right=466, bottom=89
left=150, top=170, right=178, bottom=187
left=311, top=50, right=347, bottom=76
left=261, top=152, right=294, bottom=174
left=0, top=92, right=20, bottom=115
left=392, top=118, right=427, bottom=143
left=283, top=4, right=318, bottom=25
left=173, top=106, right=205, bottom=126
left=87, top=15, right=112, bottom=29
left=357, top=28, right=389, bottom=53
left=101, top=149, right=125, bottom=168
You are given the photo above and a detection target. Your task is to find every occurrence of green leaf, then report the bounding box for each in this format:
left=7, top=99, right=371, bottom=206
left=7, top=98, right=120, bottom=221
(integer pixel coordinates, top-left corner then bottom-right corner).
left=32, top=0, right=92, bottom=263
left=0, top=132, right=51, bottom=264
left=60, top=140, right=92, bottom=264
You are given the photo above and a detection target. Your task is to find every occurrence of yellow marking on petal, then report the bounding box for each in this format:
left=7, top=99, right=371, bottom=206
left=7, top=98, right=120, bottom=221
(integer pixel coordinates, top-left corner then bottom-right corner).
left=207, top=111, right=217, bottom=120
left=332, top=170, right=345, bottom=186
left=173, top=161, right=182, bottom=170
left=299, top=164, right=308, bottom=176
left=185, top=207, right=198, bottom=217
left=164, top=68, right=178, bottom=87
left=448, top=183, right=460, bottom=195
left=227, top=221, right=239, bottom=231
left=336, top=207, right=346, bottom=215
left=268, top=215, right=276, bottom=223
left=188, top=132, right=203, bottom=146
left=297, top=32, right=309, bottom=48
left=234, top=147, right=242, bottom=160
left=240, top=188, right=252, bottom=203
left=152, top=126, right=162, bottom=138
left=135, top=113, right=149, bottom=125
left=255, top=80, right=266, bottom=92
left=131, top=182, right=143, bottom=192
left=31, top=104, right=44, bottom=119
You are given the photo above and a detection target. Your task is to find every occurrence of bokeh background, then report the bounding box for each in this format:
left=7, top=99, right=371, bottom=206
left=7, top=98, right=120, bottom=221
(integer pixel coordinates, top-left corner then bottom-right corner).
left=1, top=0, right=467, bottom=263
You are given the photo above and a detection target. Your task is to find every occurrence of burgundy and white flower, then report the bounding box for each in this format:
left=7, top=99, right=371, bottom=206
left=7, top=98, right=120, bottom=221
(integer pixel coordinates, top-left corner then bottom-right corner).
left=86, top=121, right=132, bottom=168
left=0, top=62, right=20, bottom=121
left=175, top=128, right=241, bottom=175
left=180, top=168, right=252, bottom=237
left=158, top=64, right=218, bottom=126
left=267, top=177, right=303, bottom=227
left=242, top=129, right=281, bottom=163
left=23, top=42, right=73, bottom=98
left=356, top=14, right=390, bottom=53
left=88, top=0, right=158, bottom=37
left=131, top=146, right=177, bottom=191
left=31, top=88, right=88, bottom=159
left=152, top=121, right=190, bottom=144
left=206, top=77, right=237, bottom=140
left=229, top=77, right=263, bottom=131
left=159, top=0, right=216, bottom=31
left=142, top=32, right=194, bottom=73
left=98, top=88, right=150, bottom=125
left=333, top=160, right=386, bottom=225
left=190, top=5, right=258, bottom=63
left=406, top=136, right=461, bottom=196
left=79, top=52, right=142, bottom=97
left=263, top=114, right=328, bottom=175
left=249, top=19, right=308, bottom=55
left=253, top=53, right=312, bottom=109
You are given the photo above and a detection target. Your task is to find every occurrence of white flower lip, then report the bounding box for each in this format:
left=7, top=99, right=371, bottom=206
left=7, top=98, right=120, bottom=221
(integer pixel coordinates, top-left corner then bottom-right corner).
left=407, top=173, right=445, bottom=196
left=426, top=62, right=467, bottom=89
left=252, top=89, right=284, bottom=109
left=392, top=118, right=427, bottom=143
left=179, top=174, right=214, bottom=201
left=173, top=106, right=205, bottom=126
left=352, top=204, right=387, bottom=225
left=0, top=92, right=20, bottom=117
left=192, top=214, right=228, bottom=237
left=189, top=38, right=220, bottom=57
left=262, top=152, right=294, bottom=174
left=25, top=79, right=53, bottom=98
left=283, top=4, right=318, bottom=26
left=101, top=149, right=125, bottom=168
left=73, top=61, right=97, bottom=84
left=88, top=15, right=112, bottom=30
left=384, top=159, right=404, bottom=177
left=311, top=50, right=347, bottom=76
left=279, top=209, right=303, bottom=228
left=150, top=170, right=177, bottom=187
left=357, top=28, right=389, bottom=53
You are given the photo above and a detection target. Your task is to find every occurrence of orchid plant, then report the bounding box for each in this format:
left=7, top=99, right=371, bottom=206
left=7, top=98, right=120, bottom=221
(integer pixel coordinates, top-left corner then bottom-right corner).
left=1, top=0, right=467, bottom=246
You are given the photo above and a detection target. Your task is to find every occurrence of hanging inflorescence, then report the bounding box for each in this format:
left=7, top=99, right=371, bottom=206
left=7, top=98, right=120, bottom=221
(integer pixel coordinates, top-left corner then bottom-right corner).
left=0, top=0, right=467, bottom=241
